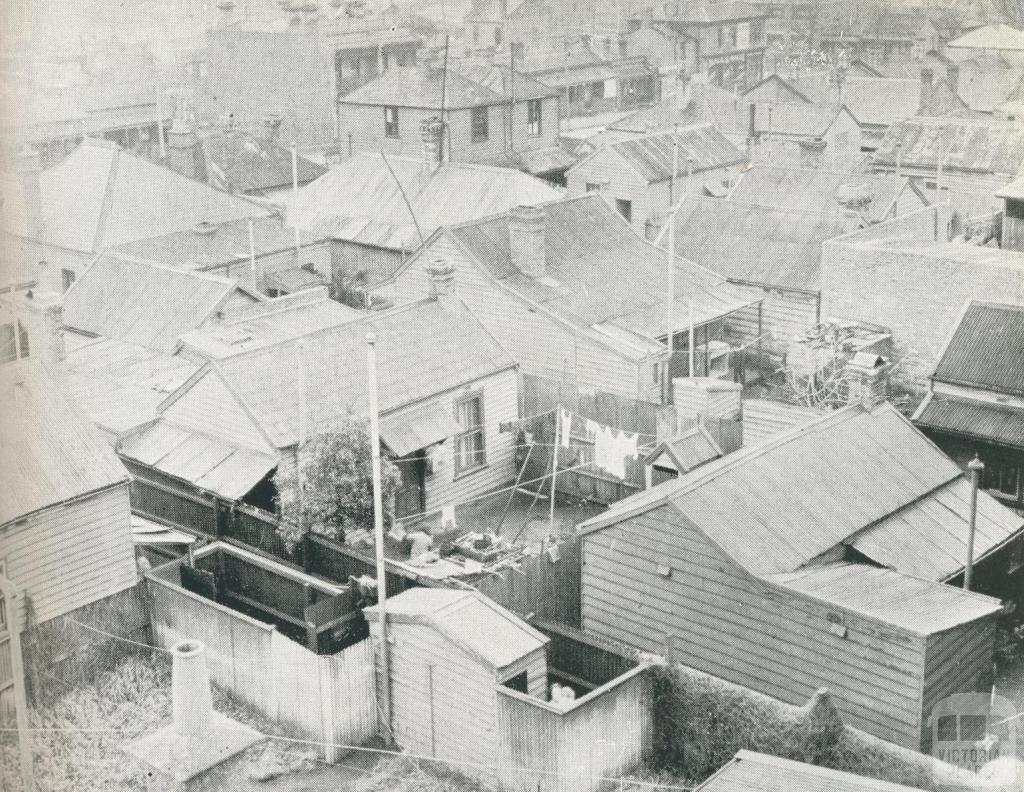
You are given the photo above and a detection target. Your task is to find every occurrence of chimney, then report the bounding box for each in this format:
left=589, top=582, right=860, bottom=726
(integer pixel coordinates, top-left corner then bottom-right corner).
left=263, top=113, right=283, bottom=144
left=919, top=67, right=933, bottom=114
left=29, top=260, right=65, bottom=364
left=15, top=144, right=43, bottom=241
left=420, top=116, right=444, bottom=172
left=645, top=210, right=668, bottom=242
left=216, top=0, right=236, bottom=26
left=167, top=118, right=203, bottom=181
left=508, top=205, right=546, bottom=278
left=171, top=640, right=215, bottom=738
left=946, top=63, right=959, bottom=97
left=846, top=352, right=891, bottom=410
left=747, top=102, right=756, bottom=141
left=425, top=258, right=457, bottom=306
left=798, top=137, right=827, bottom=170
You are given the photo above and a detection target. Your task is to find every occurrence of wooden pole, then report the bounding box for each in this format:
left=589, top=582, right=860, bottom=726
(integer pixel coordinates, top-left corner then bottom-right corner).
left=688, top=298, right=695, bottom=379
left=157, top=90, right=167, bottom=160
left=1, top=579, right=33, bottom=792
left=366, top=332, right=392, bottom=734
left=247, top=218, right=257, bottom=288
left=665, top=196, right=676, bottom=401
left=549, top=406, right=560, bottom=528
left=291, top=142, right=301, bottom=254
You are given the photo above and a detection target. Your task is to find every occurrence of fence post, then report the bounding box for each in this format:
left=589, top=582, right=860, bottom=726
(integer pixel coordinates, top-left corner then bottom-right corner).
left=1, top=583, right=33, bottom=792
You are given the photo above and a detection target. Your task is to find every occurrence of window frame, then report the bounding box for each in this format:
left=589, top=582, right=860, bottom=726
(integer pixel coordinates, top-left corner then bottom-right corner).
left=471, top=105, right=490, bottom=143
left=615, top=198, right=633, bottom=224
left=527, top=98, right=542, bottom=136
left=453, top=392, right=486, bottom=475
left=384, top=106, right=400, bottom=138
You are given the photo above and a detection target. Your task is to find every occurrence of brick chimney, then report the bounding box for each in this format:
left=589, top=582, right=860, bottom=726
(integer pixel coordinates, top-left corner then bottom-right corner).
left=798, top=137, right=827, bottom=170
left=420, top=116, right=444, bottom=173
left=846, top=352, right=891, bottom=410
left=167, top=119, right=203, bottom=181
left=508, top=205, right=546, bottom=278
left=425, top=258, right=457, bottom=307
left=263, top=113, right=283, bottom=144
left=919, top=67, right=933, bottom=114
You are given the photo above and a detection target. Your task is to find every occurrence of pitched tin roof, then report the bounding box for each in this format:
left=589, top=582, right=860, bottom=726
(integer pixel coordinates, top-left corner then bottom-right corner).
left=932, top=300, right=1024, bottom=395
left=340, top=66, right=508, bottom=109
left=947, top=23, right=1024, bottom=52
left=841, top=78, right=920, bottom=128
left=593, top=124, right=747, bottom=183
left=580, top=403, right=1023, bottom=581
left=363, top=587, right=548, bottom=670
left=202, top=298, right=516, bottom=448
left=667, top=194, right=860, bottom=292
left=0, top=360, right=129, bottom=525
left=288, top=153, right=563, bottom=258
left=873, top=117, right=1024, bottom=174
left=444, top=194, right=759, bottom=350
left=2, top=138, right=269, bottom=252
left=63, top=254, right=254, bottom=353
left=455, top=63, right=559, bottom=101
left=914, top=393, right=1024, bottom=451
left=195, top=131, right=327, bottom=193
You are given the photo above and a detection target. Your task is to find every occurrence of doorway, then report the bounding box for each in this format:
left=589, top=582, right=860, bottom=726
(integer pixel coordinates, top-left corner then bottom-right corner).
left=394, top=450, right=427, bottom=518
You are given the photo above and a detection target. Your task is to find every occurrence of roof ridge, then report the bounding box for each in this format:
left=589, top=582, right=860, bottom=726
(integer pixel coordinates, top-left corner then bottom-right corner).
left=98, top=251, right=240, bottom=287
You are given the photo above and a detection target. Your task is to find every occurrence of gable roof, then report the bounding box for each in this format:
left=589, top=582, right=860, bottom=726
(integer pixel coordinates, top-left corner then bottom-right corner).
left=931, top=300, right=1024, bottom=395
left=585, top=124, right=747, bottom=183
left=0, top=360, right=129, bottom=525
left=288, top=153, right=563, bottom=259
left=913, top=393, right=1024, bottom=452
left=841, top=78, right=920, bottom=128
left=698, top=750, right=926, bottom=792
left=62, top=254, right=255, bottom=353
left=193, top=130, right=327, bottom=193
left=667, top=195, right=860, bottom=292
left=339, top=66, right=509, bottom=109
left=874, top=117, right=1024, bottom=174
left=644, top=424, right=723, bottom=473
left=727, top=166, right=922, bottom=225
left=440, top=194, right=760, bottom=352
left=454, top=63, right=559, bottom=101
left=580, top=403, right=1023, bottom=580
left=3, top=138, right=269, bottom=252
left=750, top=102, right=850, bottom=137
left=363, top=587, right=548, bottom=670
left=188, top=297, right=516, bottom=449
left=740, top=73, right=814, bottom=104
left=947, top=24, right=1024, bottom=52
left=653, top=0, right=765, bottom=24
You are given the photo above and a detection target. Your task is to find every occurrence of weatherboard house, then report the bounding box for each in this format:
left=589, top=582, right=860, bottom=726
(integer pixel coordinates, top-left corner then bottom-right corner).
left=577, top=403, right=1017, bottom=750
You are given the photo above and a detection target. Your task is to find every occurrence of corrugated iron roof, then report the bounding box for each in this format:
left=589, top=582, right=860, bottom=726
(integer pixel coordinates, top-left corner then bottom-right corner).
left=932, top=301, right=1024, bottom=396
left=340, top=66, right=509, bottom=109
left=288, top=153, right=562, bottom=261
left=380, top=402, right=462, bottom=457
left=63, top=254, right=252, bottom=353
left=196, top=131, right=326, bottom=193
left=728, top=166, right=920, bottom=224
left=363, top=587, right=548, bottom=670
left=873, top=117, right=1024, bottom=175
left=445, top=194, right=759, bottom=352
left=698, top=750, right=926, bottom=792
left=644, top=425, right=723, bottom=473
left=597, top=124, right=747, bottom=182
left=914, top=394, right=1024, bottom=450
left=0, top=360, right=129, bottom=525
left=850, top=476, right=1024, bottom=581
left=768, top=563, right=1003, bottom=635
left=580, top=403, right=1013, bottom=582
left=1, top=138, right=269, bottom=253
left=842, top=78, right=921, bottom=128
left=666, top=194, right=859, bottom=291
left=454, top=63, right=559, bottom=101
left=204, top=298, right=516, bottom=449
left=948, top=23, right=1024, bottom=52
left=119, top=422, right=277, bottom=501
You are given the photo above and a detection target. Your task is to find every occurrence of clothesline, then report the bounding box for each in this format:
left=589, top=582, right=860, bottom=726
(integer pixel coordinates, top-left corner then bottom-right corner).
left=506, top=404, right=660, bottom=439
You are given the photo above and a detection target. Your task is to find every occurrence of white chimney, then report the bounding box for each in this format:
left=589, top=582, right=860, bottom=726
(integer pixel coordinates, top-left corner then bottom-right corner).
left=425, top=257, right=457, bottom=306
left=171, top=640, right=215, bottom=738
left=508, top=205, right=546, bottom=278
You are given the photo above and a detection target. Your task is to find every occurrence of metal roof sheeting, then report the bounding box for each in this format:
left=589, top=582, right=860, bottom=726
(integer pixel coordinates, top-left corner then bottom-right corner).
left=364, top=587, right=548, bottom=670
left=380, top=402, right=462, bottom=457
left=601, top=124, right=747, bottom=183
left=0, top=360, right=129, bottom=525
left=948, top=24, right=1024, bottom=52
left=447, top=195, right=759, bottom=351
left=914, top=394, right=1024, bottom=450
left=667, top=195, right=859, bottom=291
left=933, top=301, right=1024, bottom=396
left=340, top=67, right=508, bottom=109
left=850, top=476, right=1024, bottom=581
left=768, top=563, right=1003, bottom=636
left=874, top=117, right=1024, bottom=175
left=698, top=750, right=925, bottom=792
left=118, top=422, right=278, bottom=501
left=63, top=254, right=248, bottom=353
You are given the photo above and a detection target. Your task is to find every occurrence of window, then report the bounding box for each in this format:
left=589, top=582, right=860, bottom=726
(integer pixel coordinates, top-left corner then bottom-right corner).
left=351, top=58, right=362, bottom=76
left=503, top=670, right=528, bottom=693
left=0, top=321, right=29, bottom=364
left=585, top=182, right=602, bottom=193
left=61, top=268, right=76, bottom=292
left=729, top=25, right=738, bottom=47
left=384, top=106, right=399, bottom=138
left=983, top=457, right=1020, bottom=498
left=527, top=98, right=542, bottom=136
left=615, top=198, right=632, bottom=224
left=382, top=52, right=389, bottom=70
left=471, top=105, right=489, bottom=142
left=454, top=394, right=485, bottom=473
left=717, top=26, right=724, bottom=48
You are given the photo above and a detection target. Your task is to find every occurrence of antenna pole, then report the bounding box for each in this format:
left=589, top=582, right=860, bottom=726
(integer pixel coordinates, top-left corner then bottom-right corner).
left=292, top=141, right=301, bottom=253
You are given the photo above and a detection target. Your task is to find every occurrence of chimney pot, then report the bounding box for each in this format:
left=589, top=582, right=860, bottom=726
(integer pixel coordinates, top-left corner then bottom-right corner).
left=509, top=205, right=546, bottom=278
left=797, top=137, right=827, bottom=169
left=170, top=640, right=214, bottom=737
left=425, top=258, right=457, bottom=303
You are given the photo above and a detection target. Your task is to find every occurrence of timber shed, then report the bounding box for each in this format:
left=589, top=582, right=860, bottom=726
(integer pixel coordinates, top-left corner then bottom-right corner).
left=577, top=403, right=1009, bottom=750
left=364, top=588, right=549, bottom=780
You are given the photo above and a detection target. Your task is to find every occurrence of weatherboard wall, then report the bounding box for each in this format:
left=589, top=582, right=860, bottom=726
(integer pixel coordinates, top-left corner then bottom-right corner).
left=580, top=504, right=931, bottom=749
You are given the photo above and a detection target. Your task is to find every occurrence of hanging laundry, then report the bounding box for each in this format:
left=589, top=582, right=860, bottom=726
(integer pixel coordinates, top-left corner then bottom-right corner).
left=593, top=425, right=614, bottom=474
left=605, top=429, right=627, bottom=479
left=441, top=503, right=456, bottom=530
left=559, top=408, right=573, bottom=448
left=621, top=430, right=639, bottom=461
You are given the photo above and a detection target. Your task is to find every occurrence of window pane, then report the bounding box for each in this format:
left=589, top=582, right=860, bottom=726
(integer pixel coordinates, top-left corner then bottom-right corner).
left=960, top=715, right=987, bottom=742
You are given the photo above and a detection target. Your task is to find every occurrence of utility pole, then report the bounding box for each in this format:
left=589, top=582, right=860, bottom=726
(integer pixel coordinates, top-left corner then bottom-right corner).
left=964, top=455, right=984, bottom=591
left=365, top=333, right=392, bottom=734
left=0, top=577, right=33, bottom=792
